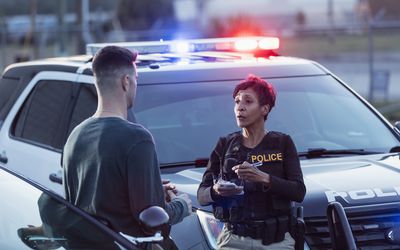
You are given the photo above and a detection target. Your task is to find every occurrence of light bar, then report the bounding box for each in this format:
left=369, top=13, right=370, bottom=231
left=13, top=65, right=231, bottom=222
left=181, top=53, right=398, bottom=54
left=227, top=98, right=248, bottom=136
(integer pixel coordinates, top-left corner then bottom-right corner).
left=258, top=37, right=280, bottom=50
left=234, top=39, right=258, bottom=51
left=86, top=36, right=280, bottom=56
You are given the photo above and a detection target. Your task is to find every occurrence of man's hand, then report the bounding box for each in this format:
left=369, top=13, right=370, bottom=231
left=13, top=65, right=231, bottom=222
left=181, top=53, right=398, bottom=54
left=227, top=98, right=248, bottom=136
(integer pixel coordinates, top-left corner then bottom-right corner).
left=163, top=179, right=192, bottom=214
left=169, top=191, right=192, bottom=214
left=232, top=161, right=270, bottom=185
left=162, top=179, right=178, bottom=202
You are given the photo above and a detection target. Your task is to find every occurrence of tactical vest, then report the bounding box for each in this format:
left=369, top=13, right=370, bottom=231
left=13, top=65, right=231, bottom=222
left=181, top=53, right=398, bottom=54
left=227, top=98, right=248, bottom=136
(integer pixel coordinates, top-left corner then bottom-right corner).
left=212, top=131, right=291, bottom=223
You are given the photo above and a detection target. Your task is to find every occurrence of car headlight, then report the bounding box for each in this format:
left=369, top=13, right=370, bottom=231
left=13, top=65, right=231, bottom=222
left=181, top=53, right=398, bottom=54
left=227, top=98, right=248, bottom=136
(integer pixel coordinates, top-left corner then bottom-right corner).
left=196, top=209, right=224, bottom=249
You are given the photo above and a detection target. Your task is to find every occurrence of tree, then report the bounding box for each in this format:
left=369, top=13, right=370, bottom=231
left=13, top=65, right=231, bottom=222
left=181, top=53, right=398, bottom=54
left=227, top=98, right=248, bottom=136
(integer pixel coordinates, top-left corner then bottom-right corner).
left=208, top=15, right=263, bottom=38
left=116, top=0, right=175, bottom=30
left=368, top=0, right=400, bottom=20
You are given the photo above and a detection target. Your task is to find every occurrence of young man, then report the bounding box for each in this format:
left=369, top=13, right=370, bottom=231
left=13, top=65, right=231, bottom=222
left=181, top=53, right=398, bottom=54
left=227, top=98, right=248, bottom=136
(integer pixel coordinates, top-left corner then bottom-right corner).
left=63, top=46, right=191, bottom=247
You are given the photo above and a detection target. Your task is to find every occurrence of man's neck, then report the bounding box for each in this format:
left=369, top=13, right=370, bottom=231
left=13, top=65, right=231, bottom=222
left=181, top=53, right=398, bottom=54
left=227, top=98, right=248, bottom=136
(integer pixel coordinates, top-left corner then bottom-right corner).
left=94, top=101, right=127, bottom=120
left=93, top=110, right=126, bottom=119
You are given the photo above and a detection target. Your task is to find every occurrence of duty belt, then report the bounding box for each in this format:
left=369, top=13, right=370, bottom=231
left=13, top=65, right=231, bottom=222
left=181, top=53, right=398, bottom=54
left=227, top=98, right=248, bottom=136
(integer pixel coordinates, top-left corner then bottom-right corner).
left=226, top=215, right=290, bottom=245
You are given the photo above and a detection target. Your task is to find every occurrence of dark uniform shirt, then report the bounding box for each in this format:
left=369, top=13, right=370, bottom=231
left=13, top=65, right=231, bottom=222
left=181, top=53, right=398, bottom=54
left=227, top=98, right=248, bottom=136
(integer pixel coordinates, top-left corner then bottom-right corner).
left=198, top=131, right=306, bottom=220
left=63, top=117, right=188, bottom=237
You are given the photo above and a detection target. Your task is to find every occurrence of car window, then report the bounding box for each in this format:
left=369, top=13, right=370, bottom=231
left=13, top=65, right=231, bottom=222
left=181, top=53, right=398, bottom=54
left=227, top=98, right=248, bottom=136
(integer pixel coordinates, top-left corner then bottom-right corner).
left=0, top=168, right=126, bottom=250
left=0, top=77, right=20, bottom=127
left=67, top=83, right=97, bottom=136
left=134, top=76, right=399, bottom=164
left=11, top=80, right=75, bottom=150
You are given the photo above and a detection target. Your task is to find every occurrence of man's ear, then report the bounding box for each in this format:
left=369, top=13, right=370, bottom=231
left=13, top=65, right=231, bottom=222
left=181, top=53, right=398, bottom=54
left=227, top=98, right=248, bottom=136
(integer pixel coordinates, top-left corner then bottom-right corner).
left=121, top=75, right=129, bottom=92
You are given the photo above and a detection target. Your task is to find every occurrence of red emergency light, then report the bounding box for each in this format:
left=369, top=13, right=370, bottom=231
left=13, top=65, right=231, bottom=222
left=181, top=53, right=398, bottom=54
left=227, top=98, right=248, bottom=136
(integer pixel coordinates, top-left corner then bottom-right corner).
left=234, top=37, right=280, bottom=51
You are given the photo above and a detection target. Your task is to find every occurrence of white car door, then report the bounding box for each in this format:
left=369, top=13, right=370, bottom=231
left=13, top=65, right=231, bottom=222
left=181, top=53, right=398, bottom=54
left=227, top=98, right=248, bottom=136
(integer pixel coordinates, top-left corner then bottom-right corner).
left=0, top=72, right=81, bottom=195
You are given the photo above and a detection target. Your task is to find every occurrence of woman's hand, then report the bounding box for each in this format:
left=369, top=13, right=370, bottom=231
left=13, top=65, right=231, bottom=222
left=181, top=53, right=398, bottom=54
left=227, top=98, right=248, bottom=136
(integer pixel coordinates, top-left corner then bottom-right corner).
left=213, top=182, right=243, bottom=197
left=232, top=161, right=270, bottom=186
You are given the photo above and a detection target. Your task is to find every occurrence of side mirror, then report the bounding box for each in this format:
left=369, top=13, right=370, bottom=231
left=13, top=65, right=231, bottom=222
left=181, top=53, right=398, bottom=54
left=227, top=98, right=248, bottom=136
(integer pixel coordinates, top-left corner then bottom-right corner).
left=139, top=206, right=169, bottom=236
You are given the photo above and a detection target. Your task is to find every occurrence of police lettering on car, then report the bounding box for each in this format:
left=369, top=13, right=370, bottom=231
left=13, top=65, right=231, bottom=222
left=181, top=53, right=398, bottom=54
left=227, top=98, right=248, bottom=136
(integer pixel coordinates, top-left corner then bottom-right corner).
left=325, top=187, right=400, bottom=203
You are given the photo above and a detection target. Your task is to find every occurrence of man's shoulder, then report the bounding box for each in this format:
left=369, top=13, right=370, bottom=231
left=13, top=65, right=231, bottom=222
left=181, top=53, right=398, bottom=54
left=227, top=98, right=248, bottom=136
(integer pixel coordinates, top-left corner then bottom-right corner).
left=67, top=117, right=94, bottom=139
left=73, top=117, right=153, bottom=141
left=118, top=120, right=154, bottom=143
left=122, top=120, right=151, bottom=135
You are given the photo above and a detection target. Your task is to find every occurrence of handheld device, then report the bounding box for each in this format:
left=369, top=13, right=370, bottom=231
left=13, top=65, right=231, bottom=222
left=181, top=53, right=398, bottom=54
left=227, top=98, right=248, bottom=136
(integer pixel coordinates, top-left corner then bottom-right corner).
left=218, top=180, right=238, bottom=189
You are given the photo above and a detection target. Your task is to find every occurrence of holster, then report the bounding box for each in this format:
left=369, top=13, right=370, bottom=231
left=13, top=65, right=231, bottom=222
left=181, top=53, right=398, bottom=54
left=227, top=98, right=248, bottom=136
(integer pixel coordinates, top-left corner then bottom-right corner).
left=213, top=206, right=244, bottom=223
left=213, top=206, right=229, bottom=222
left=228, top=215, right=290, bottom=246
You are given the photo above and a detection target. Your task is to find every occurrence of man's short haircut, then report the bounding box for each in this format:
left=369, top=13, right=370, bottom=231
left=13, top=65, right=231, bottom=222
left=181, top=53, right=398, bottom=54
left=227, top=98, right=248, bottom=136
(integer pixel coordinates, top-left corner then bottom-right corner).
left=92, top=46, right=138, bottom=89
left=233, top=75, right=276, bottom=117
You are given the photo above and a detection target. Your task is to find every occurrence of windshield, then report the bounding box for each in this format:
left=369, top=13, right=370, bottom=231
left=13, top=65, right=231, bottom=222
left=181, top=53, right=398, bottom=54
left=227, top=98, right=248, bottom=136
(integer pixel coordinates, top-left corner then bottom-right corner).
left=134, top=75, right=399, bottom=164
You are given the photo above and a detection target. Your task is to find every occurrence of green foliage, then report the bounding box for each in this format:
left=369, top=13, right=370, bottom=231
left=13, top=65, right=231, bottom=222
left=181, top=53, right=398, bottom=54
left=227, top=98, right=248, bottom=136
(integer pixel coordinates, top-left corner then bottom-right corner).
left=368, top=0, right=400, bottom=20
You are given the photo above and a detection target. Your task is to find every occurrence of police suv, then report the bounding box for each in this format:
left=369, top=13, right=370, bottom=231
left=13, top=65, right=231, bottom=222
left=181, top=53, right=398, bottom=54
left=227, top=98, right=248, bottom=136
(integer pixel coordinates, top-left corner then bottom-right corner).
left=1, top=37, right=400, bottom=249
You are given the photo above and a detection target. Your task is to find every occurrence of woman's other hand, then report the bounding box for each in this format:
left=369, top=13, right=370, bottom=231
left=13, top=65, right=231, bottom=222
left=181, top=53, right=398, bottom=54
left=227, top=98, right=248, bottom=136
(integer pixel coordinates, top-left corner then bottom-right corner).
left=212, top=182, right=243, bottom=197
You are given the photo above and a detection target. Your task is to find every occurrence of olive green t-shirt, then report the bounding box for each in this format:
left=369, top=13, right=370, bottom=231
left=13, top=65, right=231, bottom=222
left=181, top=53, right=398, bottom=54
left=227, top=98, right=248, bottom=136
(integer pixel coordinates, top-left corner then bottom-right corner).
left=63, top=117, right=188, bottom=236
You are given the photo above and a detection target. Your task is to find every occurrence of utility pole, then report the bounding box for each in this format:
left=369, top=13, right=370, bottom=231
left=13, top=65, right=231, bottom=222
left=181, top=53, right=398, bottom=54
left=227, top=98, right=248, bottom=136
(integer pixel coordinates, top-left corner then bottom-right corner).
left=30, top=0, right=38, bottom=58
left=368, top=8, right=386, bottom=101
left=77, top=0, right=91, bottom=54
left=0, top=12, right=6, bottom=69
left=368, top=20, right=374, bottom=101
left=58, top=0, right=67, bottom=55
left=327, top=0, right=335, bottom=43
left=327, top=0, right=333, bottom=26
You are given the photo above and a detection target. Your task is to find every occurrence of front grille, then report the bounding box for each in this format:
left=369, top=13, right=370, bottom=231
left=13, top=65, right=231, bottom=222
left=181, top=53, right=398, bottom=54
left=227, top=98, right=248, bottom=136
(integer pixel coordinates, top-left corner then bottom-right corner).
left=305, top=212, right=400, bottom=250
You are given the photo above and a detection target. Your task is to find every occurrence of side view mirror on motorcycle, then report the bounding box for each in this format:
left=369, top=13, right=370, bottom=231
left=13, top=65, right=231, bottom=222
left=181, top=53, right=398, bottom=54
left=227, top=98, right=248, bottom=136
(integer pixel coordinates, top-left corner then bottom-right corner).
left=120, top=206, right=170, bottom=245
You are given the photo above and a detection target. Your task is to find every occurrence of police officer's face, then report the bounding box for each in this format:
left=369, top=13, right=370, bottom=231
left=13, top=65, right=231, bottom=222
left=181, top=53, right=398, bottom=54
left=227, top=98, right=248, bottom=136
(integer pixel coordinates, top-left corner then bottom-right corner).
left=234, top=88, right=268, bottom=128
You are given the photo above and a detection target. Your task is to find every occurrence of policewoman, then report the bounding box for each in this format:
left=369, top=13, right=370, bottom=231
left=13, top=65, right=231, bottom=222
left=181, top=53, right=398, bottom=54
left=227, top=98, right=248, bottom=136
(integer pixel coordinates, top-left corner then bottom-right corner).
left=197, top=75, right=306, bottom=249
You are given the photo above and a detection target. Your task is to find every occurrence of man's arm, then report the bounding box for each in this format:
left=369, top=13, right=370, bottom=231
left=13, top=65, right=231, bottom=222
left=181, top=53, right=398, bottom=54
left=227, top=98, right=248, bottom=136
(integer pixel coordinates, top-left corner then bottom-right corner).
left=127, top=139, right=164, bottom=220
left=126, top=138, right=190, bottom=225
left=164, top=193, right=191, bottom=224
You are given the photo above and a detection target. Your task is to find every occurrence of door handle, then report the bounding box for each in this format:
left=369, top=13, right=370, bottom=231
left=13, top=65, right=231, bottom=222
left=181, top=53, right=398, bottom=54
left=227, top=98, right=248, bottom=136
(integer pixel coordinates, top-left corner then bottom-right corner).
left=49, top=170, right=62, bottom=184
left=0, top=151, right=7, bottom=164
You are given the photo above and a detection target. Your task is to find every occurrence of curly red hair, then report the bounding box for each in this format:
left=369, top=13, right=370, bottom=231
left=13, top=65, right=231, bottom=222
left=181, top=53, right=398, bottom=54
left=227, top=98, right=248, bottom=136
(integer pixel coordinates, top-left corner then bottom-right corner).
left=233, top=75, right=276, bottom=113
